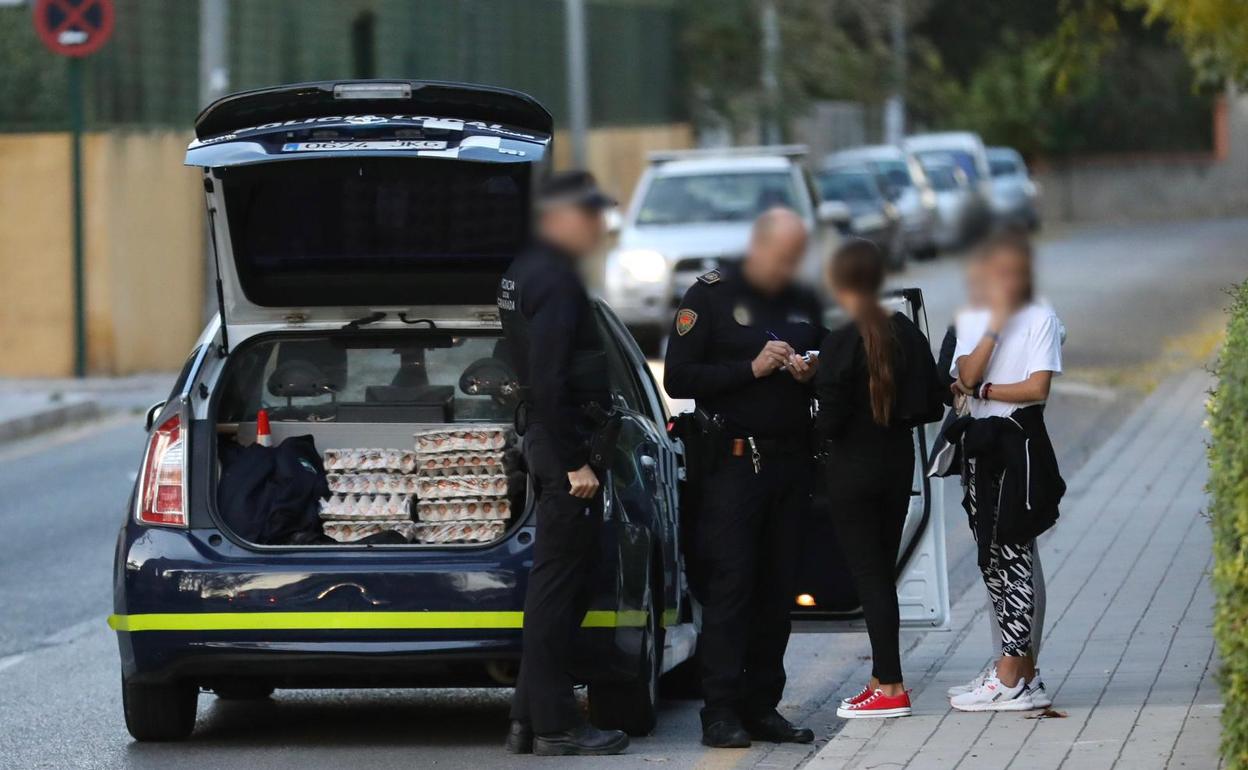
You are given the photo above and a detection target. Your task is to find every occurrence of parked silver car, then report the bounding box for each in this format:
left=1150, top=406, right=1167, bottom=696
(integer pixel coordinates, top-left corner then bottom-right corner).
left=604, top=146, right=841, bottom=352
left=918, top=155, right=979, bottom=251
left=815, top=163, right=905, bottom=270
left=987, top=147, right=1041, bottom=230
left=825, top=145, right=938, bottom=259
left=904, top=131, right=993, bottom=242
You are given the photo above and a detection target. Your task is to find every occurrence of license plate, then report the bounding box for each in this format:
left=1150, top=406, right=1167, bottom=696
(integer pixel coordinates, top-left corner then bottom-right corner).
left=281, top=140, right=448, bottom=152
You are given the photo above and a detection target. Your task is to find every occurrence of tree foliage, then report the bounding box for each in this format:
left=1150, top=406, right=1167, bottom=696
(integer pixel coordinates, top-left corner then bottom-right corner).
left=1125, top=0, right=1248, bottom=87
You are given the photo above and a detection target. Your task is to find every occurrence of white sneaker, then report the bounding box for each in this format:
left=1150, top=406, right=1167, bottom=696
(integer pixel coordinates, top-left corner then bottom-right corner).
left=1026, top=672, right=1052, bottom=708
left=946, top=665, right=995, bottom=698
left=949, top=674, right=1034, bottom=712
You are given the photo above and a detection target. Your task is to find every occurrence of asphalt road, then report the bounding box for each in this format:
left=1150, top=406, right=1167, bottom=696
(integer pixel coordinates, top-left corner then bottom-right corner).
left=0, top=218, right=1243, bottom=770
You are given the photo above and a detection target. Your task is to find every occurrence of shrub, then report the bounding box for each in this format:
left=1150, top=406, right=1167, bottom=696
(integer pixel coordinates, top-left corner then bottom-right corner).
left=1210, top=281, right=1248, bottom=769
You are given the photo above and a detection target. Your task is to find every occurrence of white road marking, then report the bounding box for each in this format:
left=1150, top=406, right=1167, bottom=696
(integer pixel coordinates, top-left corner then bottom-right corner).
left=1051, top=380, right=1119, bottom=401
left=0, top=654, right=26, bottom=674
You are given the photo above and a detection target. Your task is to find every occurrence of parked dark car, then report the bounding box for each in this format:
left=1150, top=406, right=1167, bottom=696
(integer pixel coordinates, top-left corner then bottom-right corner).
left=815, top=164, right=905, bottom=270
left=110, top=80, right=696, bottom=742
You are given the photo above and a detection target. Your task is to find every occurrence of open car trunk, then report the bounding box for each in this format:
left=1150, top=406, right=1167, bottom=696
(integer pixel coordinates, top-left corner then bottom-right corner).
left=212, top=329, right=528, bottom=548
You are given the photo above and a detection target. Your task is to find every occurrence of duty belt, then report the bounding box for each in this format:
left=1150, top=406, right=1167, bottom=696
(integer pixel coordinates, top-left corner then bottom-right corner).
left=725, top=434, right=811, bottom=474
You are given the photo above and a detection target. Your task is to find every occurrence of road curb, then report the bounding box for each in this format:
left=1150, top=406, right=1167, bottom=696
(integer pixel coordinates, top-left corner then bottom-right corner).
left=0, top=399, right=101, bottom=445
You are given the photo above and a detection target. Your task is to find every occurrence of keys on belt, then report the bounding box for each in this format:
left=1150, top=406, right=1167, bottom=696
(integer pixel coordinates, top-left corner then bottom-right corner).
left=729, top=436, right=765, bottom=474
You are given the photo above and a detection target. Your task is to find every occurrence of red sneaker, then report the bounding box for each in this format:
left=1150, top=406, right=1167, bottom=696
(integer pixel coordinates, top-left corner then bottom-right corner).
left=836, top=689, right=912, bottom=719
left=840, top=685, right=873, bottom=708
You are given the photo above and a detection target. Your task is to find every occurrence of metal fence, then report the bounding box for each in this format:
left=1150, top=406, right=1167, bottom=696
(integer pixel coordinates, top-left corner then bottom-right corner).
left=0, top=0, right=686, bottom=132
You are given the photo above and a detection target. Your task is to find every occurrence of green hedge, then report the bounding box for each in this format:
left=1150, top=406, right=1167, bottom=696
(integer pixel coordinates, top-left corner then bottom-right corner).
left=1210, top=281, right=1248, bottom=769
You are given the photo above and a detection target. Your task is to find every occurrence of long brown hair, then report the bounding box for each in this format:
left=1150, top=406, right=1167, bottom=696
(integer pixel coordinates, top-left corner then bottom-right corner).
left=830, top=240, right=895, bottom=427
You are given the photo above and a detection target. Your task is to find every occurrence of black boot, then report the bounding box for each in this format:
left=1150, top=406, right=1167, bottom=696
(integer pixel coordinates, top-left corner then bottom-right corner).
left=743, top=711, right=814, bottom=744
left=504, top=720, right=533, bottom=754
left=533, top=723, right=629, bottom=756
left=701, top=718, right=752, bottom=749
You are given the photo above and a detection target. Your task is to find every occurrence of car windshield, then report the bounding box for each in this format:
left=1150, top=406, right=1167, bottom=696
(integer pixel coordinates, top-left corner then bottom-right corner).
left=816, top=171, right=878, bottom=202
left=924, top=165, right=960, bottom=191
left=873, top=160, right=913, bottom=190
left=990, top=156, right=1022, bottom=177
left=216, top=334, right=516, bottom=424
left=635, top=171, right=800, bottom=225
left=916, top=149, right=979, bottom=182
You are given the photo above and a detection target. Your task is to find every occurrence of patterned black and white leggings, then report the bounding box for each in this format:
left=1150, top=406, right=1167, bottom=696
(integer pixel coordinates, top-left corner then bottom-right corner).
left=967, top=461, right=1037, bottom=658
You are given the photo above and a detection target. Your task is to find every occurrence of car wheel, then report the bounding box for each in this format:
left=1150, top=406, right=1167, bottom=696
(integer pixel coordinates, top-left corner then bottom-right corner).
left=588, top=568, right=662, bottom=736
left=213, top=683, right=275, bottom=700
left=659, top=637, right=701, bottom=700
left=122, top=676, right=197, bottom=741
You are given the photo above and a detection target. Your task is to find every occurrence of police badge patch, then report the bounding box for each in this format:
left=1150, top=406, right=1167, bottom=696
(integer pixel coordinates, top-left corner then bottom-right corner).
left=675, top=308, right=698, bottom=336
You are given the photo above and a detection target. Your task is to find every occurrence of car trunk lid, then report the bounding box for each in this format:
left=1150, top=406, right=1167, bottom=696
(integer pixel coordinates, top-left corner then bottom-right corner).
left=187, top=80, right=552, bottom=341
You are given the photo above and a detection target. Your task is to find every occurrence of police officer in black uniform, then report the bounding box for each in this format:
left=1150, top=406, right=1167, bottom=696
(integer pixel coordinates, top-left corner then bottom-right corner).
left=498, top=170, right=630, bottom=757
left=664, top=207, right=824, bottom=748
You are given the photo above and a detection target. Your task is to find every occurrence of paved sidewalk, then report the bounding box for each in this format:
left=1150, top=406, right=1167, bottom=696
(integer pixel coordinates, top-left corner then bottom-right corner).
left=810, top=367, right=1221, bottom=770
left=0, top=373, right=173, bottom=443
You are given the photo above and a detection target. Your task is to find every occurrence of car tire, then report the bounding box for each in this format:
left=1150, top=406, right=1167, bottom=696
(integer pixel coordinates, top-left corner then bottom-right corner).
left=213, top=683, right=275, bottom=700
left=122, top=677, right=198, bottom=741
left=588, top=566, right=663, bottom=736
left=659, top=640, right=701, bottom=699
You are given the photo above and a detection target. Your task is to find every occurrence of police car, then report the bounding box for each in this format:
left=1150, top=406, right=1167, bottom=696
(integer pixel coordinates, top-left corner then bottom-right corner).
left=110, top=79, right=950, bottom=743
left=111, top=80, right=695, bottom=741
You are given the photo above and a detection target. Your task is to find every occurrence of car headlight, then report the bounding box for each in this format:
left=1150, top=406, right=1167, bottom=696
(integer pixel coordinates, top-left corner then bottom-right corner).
left=616, top=249, right=668, bottom=283
left=852, top=213, right=886, bottom=232
left=920, top=189, right=937, bottom=209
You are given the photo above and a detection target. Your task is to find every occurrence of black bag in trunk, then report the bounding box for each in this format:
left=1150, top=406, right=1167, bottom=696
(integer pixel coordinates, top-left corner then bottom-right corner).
left=218, top=434, right=329, bottom=545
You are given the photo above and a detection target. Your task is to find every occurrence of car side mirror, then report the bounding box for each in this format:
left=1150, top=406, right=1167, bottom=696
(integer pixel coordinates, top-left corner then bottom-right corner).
left=145, top=400, right=167, bottom=432
left=603, top=205, right=623, bottom=236
left=818, top=200, right=852, bottom=226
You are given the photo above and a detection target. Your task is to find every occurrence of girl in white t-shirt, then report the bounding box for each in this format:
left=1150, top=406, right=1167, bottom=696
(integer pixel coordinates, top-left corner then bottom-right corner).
left=948, top=231, right=1064, bottom=712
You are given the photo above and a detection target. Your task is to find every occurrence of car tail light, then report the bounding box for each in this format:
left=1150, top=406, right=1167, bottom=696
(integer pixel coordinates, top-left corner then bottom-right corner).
left=136, top=413, right=187, bottom=527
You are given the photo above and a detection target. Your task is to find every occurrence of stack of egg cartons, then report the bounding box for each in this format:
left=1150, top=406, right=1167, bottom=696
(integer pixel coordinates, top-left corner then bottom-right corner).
left=411, top=425, right=514, bottom=544
left=319, top=448, right=420, bottom=542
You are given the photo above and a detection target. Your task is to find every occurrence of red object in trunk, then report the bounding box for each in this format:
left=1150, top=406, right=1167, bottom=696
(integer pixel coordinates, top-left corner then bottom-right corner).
left=256, top=409, right=272, bottom=447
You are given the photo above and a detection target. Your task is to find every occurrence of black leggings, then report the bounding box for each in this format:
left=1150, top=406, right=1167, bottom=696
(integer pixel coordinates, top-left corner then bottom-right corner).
left=828, top=448, right=914, bottom=685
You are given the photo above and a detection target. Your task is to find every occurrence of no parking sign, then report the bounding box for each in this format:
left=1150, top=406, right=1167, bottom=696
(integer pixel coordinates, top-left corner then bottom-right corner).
left=32, top=0, right=114, bottom=58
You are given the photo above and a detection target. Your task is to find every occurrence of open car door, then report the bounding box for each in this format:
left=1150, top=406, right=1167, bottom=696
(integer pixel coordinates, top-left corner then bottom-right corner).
left=791, top=287, right=951, bottom=631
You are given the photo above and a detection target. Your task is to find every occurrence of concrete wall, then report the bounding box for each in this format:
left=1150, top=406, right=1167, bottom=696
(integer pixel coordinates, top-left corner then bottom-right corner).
left=1035, top=90, right=1248, bottom=224
left=0, top=123, right=692, bottom=378
left=0, top=131, right=205, bottom=378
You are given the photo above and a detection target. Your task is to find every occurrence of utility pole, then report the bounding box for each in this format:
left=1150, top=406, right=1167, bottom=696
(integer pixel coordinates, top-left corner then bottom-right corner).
left=199, top=0, right=229, bottom=322
left=884, top=0, right=907, bottom=144
left=564, top=0, right=590, bottom=168
left=759, top=0, right=782, bottom=145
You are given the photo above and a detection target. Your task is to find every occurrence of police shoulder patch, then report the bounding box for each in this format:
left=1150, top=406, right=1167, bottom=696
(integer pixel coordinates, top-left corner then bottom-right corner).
left=675, top=308, right=698, bottom=336
left=696, top=269, right=722, bottom=285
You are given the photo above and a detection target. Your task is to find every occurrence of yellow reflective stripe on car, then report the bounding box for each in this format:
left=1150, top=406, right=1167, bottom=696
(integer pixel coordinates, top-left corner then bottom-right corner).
left=107, top=609, right=661, bottom=632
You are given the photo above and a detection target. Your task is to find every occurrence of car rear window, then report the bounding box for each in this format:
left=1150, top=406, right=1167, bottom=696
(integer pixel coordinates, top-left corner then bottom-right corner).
left=817, top=171, right=878, bottom=202
left=219, top=157, right=530, bottom=306
left=216, top=333, right=516, bottom=425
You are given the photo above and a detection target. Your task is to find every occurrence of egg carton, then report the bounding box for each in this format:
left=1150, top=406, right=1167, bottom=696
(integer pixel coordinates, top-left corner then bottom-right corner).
left=412, top=520, right=507, bottom=544
left=323, top=448, right=417, bottom=474
left=415, top=474, right=509, bottom=499
left=323, top=520, right=416, bottom=543
left=318, top=493, right=414, bottom=520
left=413, top=425, right=512, bottom=454
left=415, top=451, right=506, bottom=477
left=415, top=498, right=510, bottom=522
left=327, top=472, right=420, bottom=495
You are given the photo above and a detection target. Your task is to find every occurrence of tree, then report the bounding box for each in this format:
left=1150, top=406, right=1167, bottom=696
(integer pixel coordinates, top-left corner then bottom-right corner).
left=1124, top=0, right=1248, bottom=86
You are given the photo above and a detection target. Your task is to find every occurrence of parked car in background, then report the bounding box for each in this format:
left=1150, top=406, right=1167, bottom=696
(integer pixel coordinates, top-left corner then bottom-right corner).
left=904, top=131, right=992, bottom=241
left=917, top=154, right=979, bottom=251
left=815, top=163, right=905, bottom=270
left=604, top=146, right=841, bottom=353
left=987, top=146, right=1041, bottom=230
left=825, top=144, right=938, bottom=259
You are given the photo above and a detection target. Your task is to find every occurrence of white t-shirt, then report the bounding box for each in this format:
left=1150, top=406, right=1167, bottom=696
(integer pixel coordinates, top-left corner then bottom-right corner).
left=951, top=303, right=1064, bottom=418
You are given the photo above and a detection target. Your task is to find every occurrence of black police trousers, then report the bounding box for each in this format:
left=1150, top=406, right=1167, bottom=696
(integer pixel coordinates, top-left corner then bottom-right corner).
left=694, top=449, right=812, bottom=726
left=510, top=424, right=603, bottom=735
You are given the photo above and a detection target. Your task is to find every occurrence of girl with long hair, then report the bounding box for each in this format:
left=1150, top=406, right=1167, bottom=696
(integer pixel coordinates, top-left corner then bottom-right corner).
left=816, top=240, right=944, bottom=719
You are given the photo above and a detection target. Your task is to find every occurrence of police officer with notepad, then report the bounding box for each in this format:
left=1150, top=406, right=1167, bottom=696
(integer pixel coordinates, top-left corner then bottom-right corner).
left=663, top=207, right=824, bottom=749
left=497, top=171, right=629, bottom=757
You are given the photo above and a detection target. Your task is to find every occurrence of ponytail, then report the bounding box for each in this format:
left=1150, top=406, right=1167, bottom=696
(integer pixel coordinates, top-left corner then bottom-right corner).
left=829, top=240, right=896, bottom=427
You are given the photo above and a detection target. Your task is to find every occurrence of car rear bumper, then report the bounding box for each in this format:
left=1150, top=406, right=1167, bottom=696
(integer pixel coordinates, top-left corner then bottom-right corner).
left=112, top=523, right=645, bottom=687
